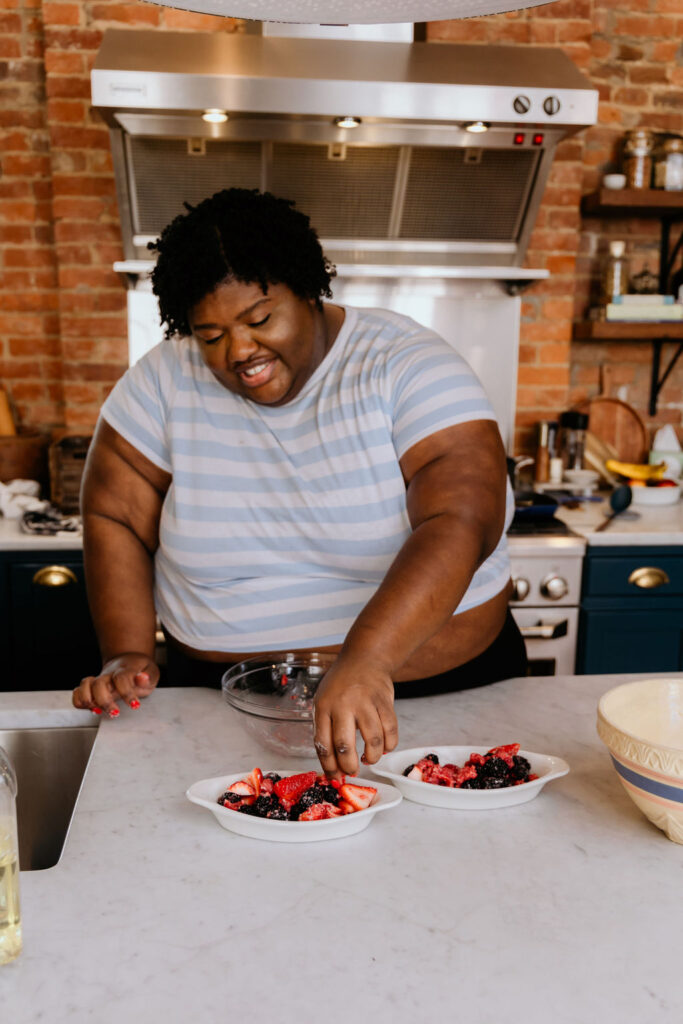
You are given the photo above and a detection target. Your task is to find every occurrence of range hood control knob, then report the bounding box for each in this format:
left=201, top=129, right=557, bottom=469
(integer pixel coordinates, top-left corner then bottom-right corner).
left=511, top=576, right=530, bottom=601
left=513, top=95, right=531, bottom=114
left=543, top=96, right=561, bottom=116
left=540, top=575, right=568, bottom=600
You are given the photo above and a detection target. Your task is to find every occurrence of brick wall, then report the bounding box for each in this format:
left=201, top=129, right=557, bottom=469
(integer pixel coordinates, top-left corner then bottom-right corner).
left=1, top=1, right=682, bottom=453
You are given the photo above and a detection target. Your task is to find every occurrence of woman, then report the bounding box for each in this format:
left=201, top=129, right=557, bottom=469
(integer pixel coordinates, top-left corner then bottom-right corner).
left=72, top=188, right=526, bottom=777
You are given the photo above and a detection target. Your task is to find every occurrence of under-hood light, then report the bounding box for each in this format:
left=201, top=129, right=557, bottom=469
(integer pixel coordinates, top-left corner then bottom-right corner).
left=202, top=109, right=228, bottom=124
left=334, top=116, right=361, bottom=129
left=465, top=121, right=490, bottom=134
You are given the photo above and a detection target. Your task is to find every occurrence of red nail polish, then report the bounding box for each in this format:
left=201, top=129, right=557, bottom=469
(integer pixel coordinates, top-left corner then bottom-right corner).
left=130, top=699, right=141, bottom=709
left=108, top=706, right=120, bottom=718
left=135, top=672, right=149, bottom=683
left=92, top=707, right=103, bottom=716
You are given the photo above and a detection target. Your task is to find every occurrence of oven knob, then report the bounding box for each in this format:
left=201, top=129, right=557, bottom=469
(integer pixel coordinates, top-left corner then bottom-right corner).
left=511, top=576, right=530, bottom=601
left=513, top=95, right=531, bottom=114
left=540, top=574, right=569, bottom=600
left=543, top=96, right=561, bottom=116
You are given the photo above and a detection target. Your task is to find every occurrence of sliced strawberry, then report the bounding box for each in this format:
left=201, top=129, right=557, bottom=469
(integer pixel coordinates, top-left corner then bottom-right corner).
left=454, top=764, right=478, bottom=787
left=405, top=765, right=423, bottom=781
left=245, top=767, right=262, bottom=798
left=227, top=779, right=256, bottom=796
left=274, top=771, right=318, bottom=810
left=337, top=799, right=355, bottom=815
left=260, top=775, right=275, bottom=796
left=339, top=782, right=377, bottom=811
left=298, top=802, right=343, bottom=821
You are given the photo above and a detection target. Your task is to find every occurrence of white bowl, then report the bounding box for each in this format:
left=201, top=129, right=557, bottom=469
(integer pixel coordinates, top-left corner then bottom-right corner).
left=597, top=678, right=683, bottom=843
left=186, top=770, right=402, bottom=842
left=630, top=482, right=680, bottom=506
left=369, top=745, right=569, bottom=809
left=563, top=469, right=599, bottom=493
left=603, top=173, right=627, bottom=190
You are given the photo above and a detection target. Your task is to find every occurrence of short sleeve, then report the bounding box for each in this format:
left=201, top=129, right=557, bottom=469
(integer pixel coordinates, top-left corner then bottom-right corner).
left=100, top=341, right=173, bottom=472
left=384, top=324, right=498, bottom=460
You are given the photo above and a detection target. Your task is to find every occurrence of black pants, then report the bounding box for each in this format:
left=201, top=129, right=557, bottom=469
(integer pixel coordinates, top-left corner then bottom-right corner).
left=162, top=609, right=527, bottom=696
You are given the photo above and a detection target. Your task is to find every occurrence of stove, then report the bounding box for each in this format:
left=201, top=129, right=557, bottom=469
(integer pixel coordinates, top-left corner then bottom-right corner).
left=507, top=518, right=586, bottom=676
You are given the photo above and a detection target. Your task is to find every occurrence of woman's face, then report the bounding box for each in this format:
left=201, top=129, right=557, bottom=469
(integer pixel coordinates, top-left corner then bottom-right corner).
left=189, top=279, right=327, bottom=406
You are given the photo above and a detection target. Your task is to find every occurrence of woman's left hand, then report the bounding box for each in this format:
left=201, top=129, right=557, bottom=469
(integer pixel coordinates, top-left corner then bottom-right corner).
left=312, top=657, right=398, bottom=777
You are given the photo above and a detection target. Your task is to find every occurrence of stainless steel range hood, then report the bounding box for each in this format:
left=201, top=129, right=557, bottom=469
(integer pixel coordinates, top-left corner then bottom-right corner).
left=92, top=29, right=598, bottom=287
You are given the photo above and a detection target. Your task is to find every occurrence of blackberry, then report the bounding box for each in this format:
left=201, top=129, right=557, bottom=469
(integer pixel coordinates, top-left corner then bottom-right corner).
left=266, top=805, right=289, bottom=821
left=425, top=754, right=439, bottom=764
left=252, top=794, right=279, bottom=817
left=290, top=784, right=330, bottom=819
left=511, top=755, right=532, bottom=782
left=217, top=791, right=242, bottom=805
left=460, top=777, right=485, bottom=790
left=481, top=776, right=508, bottom=789
left=479, top=757, right=512, bottom=783
left=402, top=764, right=415, bottom=777
left=318, top=784, right=339, bottom=805
left=237, top=803, right=259, bottom=815
left=263, top=772, right=282, bottom=783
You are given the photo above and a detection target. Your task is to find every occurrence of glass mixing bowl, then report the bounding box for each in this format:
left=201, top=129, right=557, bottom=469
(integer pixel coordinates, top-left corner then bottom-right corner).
left=222, top=652, right=336, bottom=757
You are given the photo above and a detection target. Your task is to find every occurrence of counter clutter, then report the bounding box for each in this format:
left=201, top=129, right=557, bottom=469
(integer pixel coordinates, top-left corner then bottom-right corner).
left=2, top=675, right=682, bottom=1024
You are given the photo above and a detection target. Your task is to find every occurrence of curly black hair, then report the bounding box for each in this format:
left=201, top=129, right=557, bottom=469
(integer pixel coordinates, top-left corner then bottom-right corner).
left=148, top=188, right=336, bottom=339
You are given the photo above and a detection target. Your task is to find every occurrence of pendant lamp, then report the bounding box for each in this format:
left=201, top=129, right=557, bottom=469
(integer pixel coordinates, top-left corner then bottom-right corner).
left=152, top=1, right=557, bottom=24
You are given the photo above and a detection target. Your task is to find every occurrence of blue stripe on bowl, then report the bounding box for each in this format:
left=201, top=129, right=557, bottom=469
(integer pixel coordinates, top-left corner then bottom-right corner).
left=610, top=756, right=683, bottom=804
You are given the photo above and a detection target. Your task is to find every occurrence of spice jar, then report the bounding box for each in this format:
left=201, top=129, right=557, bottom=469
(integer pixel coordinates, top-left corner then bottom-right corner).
left=654, top=136, right=683, bottom=191
left=601, top=240, right=629, bottom=304
left=622, top=129, right=655, bottom=189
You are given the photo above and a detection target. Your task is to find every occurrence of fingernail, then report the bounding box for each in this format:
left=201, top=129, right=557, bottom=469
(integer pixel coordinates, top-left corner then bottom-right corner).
left=108, top=706, right=120, bottom=718
left=129, top=699, right=141, bottom=709
left=135, top=672, right=149, bottom=683
left=360, top=753, right=368, bottom=764
left=92, top=707, right=103, bottom=716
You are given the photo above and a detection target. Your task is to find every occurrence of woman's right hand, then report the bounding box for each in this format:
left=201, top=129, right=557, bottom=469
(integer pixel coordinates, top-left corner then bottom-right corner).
left=72, top=652, right=159, bottom=717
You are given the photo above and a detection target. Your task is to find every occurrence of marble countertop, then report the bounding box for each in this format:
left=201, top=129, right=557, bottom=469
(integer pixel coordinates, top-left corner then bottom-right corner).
left=2, top=496, right=683, bottom=555
left=556, top=494, right=683, bottom=546
left=3, top=675, right=683, bottom=1024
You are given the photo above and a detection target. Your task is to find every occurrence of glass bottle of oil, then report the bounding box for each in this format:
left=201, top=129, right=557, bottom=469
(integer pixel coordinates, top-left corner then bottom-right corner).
left=0, top=745, right=21, bottom=965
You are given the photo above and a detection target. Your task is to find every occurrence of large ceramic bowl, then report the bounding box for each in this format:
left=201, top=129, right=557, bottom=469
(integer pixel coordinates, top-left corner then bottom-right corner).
left=597, top=678, right=683, bottom=844
left=222, top=652, right=335, bottom=757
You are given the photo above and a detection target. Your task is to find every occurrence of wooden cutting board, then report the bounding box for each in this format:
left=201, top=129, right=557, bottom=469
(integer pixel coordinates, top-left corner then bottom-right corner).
left=577, top=397, right=648, bottom=463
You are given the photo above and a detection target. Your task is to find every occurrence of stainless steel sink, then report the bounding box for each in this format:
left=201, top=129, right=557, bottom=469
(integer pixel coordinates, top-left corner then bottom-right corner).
left=0, top=725, right=98, bottom=871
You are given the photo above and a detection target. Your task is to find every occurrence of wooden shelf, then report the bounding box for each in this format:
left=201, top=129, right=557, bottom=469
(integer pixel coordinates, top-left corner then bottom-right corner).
left=573, top=321, right=683, bottom=340
left=582, top=189, right=683, bottom=217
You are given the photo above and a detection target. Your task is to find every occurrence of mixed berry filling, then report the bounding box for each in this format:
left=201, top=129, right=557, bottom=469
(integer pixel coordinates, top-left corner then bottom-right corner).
left=217, top=768, right=378, bottom=821
left=402, top=744, right=539, bottom=789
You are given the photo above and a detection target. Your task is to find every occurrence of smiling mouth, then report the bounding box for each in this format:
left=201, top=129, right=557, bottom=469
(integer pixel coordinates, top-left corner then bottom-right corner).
left=236, top=359, right=276, bottom=388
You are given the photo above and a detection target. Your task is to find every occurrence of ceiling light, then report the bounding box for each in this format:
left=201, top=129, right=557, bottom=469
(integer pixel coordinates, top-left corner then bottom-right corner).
left=465, top=121, right=489, bottom=134
left=202, top=109, right=228, bottom=124
left=334, top=116, right=362, bottom=129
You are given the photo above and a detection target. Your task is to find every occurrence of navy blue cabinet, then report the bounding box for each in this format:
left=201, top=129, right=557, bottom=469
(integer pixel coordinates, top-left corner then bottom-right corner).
left=577, top=545, right=683, bottom=673
left=0, top=549, right=100, bottom=691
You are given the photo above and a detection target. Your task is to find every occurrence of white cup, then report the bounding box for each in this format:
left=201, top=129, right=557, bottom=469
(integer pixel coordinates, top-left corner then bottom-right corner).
left=603, top=173, right=627, bottom=190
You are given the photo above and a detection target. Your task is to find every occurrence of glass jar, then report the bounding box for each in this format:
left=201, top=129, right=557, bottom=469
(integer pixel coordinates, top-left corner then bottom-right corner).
left=654, top=135, right=683, bottom=191
left=0, top=746, right=22, bottom=964
left=622, top=129, right=655, bottom=189
left=558, top=411, right=589, bottom=473
left=601, top=239, right=629, bottom=304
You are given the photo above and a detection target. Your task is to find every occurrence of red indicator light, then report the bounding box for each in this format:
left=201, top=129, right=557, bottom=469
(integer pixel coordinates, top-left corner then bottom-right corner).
left=513, top=133, right=525, bottom=145
left=533, top=133, right=544, bottom=145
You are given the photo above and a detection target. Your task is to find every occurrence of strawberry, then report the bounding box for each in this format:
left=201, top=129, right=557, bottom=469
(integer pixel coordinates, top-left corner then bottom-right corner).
left=339, top=782, right=377, bottom=811
left=274, top=771, right=318, bottom=810
left=245, top=767, right=263, bottom=798
left=337, top=799, right=355, bottom=815
left=227, top=779, right=255, bottom=796
left=298, top=802, right=343, bottom=821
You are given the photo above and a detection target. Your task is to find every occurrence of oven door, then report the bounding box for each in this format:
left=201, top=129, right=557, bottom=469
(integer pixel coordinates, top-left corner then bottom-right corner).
left=510, top=606, right=578, bottom=677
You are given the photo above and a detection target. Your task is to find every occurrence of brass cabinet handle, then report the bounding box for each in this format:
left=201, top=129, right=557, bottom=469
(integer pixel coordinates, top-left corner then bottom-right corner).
left=628, top=566, right=670, bottom=589
left=32, top=565, right=78, bottom=587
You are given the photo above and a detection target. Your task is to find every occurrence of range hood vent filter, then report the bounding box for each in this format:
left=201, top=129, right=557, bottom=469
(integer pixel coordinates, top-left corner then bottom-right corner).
left=126, top=137, right=540, bottom=245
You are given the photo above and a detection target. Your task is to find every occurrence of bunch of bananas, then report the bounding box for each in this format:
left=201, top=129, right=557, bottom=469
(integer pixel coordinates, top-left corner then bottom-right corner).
left=605, top=459, right=667, bottom=482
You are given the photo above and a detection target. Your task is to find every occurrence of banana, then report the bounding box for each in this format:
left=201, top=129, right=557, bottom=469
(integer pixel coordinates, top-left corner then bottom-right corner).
left=605, top=459, right=666, bottom=481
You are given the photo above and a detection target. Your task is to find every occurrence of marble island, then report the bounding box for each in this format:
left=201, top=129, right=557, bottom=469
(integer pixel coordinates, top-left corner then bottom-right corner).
left=3, top=674, right=682, bottom=1024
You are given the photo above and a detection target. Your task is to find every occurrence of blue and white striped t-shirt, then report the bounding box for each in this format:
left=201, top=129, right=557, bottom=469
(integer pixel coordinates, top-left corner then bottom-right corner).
left=101, top=305, right=513, bottom=652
